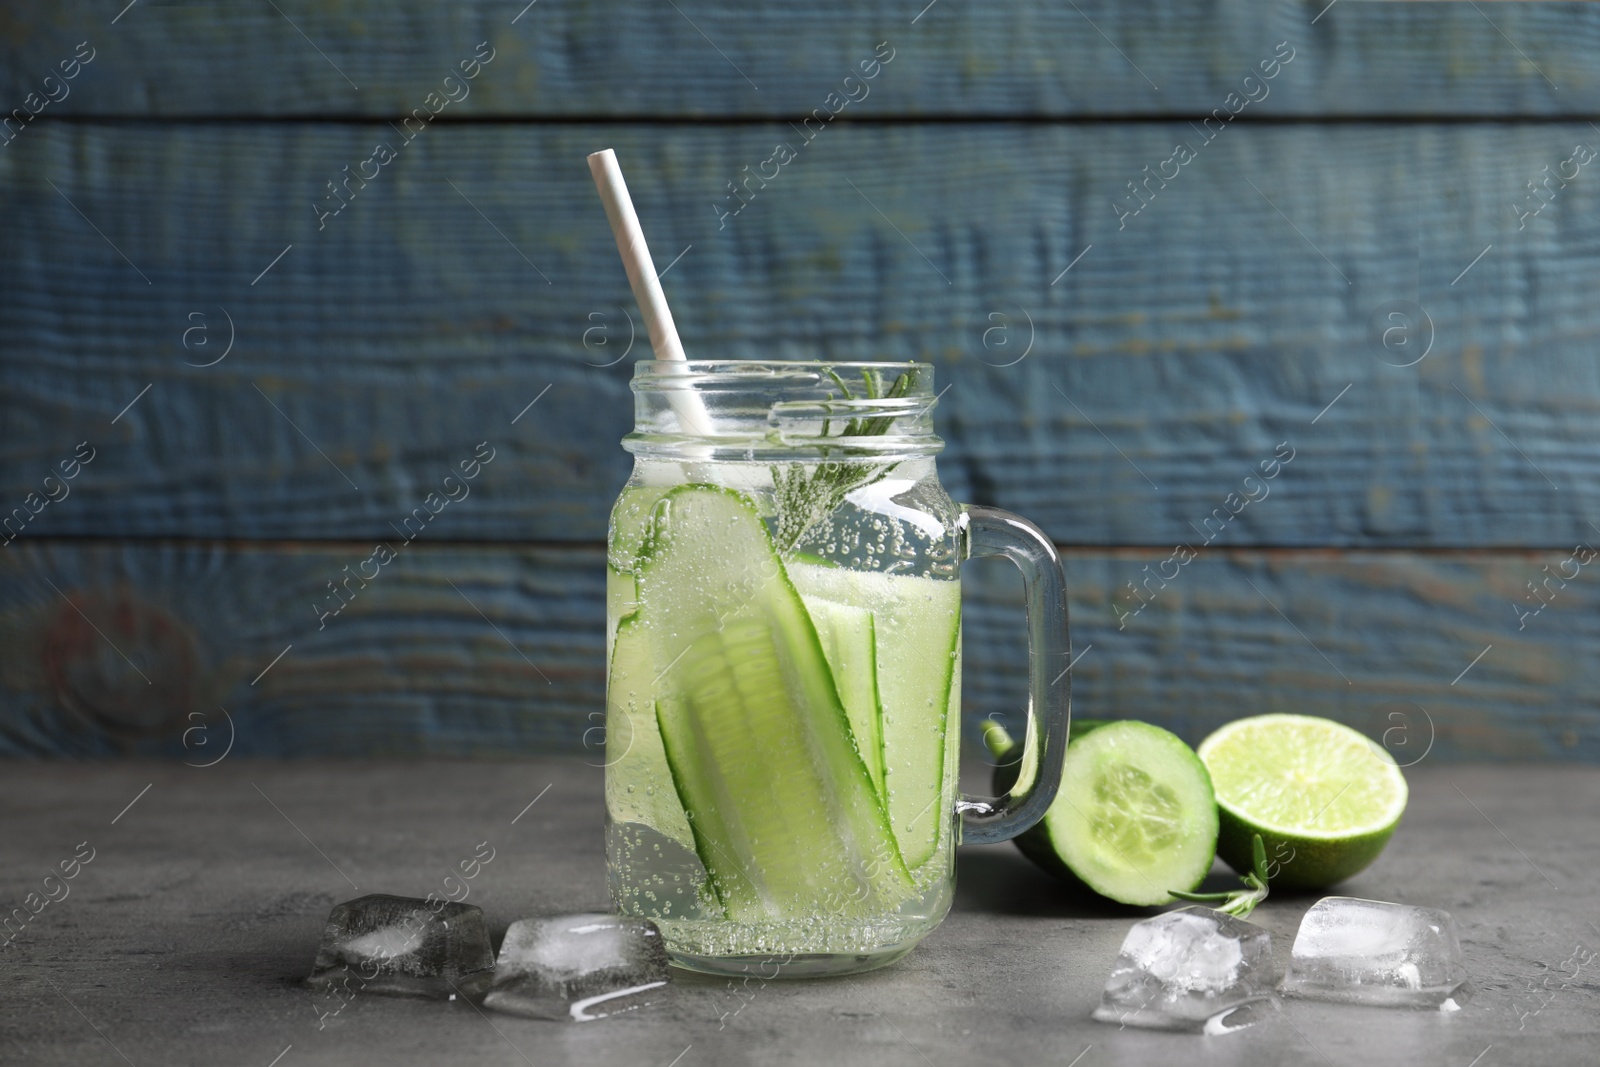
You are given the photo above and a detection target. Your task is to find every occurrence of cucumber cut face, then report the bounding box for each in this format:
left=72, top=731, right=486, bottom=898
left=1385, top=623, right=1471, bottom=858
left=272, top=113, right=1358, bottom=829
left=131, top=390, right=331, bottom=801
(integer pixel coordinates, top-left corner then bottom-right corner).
left=788, top=562, right=961, bottom=870
left=634, top=486, right=912, bottom=922
left=1043, top=722, right=1219, bottom=906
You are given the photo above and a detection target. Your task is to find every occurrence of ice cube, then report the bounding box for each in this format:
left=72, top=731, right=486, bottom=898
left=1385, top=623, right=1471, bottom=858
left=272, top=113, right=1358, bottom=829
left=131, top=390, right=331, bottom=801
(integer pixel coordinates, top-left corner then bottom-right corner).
left=1279, top=896, right=1471, bottom=1009
left=483, top=913, right=671, bottom=1021
left=307, top=894, right=495, bottom=1000
left=1092, top=906, right=1276, bottom=1032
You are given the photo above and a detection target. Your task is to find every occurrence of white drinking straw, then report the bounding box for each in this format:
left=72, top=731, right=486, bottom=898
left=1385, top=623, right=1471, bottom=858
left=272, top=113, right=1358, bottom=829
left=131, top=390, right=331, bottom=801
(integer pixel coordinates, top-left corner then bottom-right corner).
left=587, top=149, right=714, bottom=436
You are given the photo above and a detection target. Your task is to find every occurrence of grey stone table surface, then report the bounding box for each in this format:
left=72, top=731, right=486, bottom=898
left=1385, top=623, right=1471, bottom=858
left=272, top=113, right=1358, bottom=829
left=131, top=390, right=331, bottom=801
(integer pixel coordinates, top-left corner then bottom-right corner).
left=1, top=758, right=1596, bottom=1067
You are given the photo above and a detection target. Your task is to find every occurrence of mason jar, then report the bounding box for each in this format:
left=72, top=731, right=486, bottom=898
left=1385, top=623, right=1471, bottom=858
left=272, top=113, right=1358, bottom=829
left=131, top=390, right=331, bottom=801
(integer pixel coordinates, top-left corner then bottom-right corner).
left=603, top=360, right=1070, bottom=977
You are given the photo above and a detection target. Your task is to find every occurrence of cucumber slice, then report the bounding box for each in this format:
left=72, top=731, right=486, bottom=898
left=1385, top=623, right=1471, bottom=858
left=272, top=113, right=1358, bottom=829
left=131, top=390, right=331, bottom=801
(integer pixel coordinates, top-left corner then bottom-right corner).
left=989, top=720, right=1218, bottom=906
left=608, top=483, right=668, bottom=675
left=789, top=562, right=961, bottom=869
left=604, top=616, right=697, bottom=858
left=608, top=484, right=672, bottom=573
left=800, top=595, right=885, bottom=797
left=605, top=564, right=637, bottom=669
left=635, top=486, right=912, bottom=921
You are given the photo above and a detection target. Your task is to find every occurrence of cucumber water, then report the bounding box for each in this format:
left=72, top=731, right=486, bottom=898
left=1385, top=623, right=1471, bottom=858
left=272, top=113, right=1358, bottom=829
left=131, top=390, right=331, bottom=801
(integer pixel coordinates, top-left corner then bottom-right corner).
left=604, top=477, right=962, bottom=959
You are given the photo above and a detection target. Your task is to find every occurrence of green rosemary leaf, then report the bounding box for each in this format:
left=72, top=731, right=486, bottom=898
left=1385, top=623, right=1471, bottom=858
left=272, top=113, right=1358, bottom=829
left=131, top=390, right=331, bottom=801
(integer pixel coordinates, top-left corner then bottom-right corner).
left=770, top=367, right=918, bottom=552
left=1170, top=833, right=1270, bottom=919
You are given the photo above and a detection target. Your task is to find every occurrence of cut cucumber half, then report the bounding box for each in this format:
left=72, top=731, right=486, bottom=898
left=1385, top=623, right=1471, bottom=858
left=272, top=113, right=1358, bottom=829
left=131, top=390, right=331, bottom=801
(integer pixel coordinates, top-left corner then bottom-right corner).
left=604, top=616, right=698, bottom=858
left=989, top=720, right=1218, bottom=906
left=789, top=562, right=961, bottom=870
left=984, top=716, right=1113, bottom=802
left=801, top=594, right=885, bottom=796
left=635, top=486, right=912, bottom=921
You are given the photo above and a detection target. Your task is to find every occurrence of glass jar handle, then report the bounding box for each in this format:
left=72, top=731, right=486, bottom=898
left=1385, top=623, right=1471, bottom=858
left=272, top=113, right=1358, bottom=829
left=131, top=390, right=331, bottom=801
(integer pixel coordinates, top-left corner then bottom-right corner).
left=955, top=505, right=1071, bottom=844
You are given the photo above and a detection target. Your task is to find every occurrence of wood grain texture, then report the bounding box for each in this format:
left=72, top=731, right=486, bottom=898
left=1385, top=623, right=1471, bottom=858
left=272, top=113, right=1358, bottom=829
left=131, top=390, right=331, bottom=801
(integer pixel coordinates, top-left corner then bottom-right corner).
left=5, top=121, right=1600, bottom=546
left=0, top=540, right=600, bottom=759
left=2, top=540, right=1592, bottom=761
left=1, top=1, right=1596, bottom=117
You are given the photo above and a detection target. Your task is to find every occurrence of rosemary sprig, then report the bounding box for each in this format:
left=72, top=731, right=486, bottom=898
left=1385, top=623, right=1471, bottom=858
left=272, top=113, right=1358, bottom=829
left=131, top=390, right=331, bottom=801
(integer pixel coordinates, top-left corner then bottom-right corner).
left=1169, top=834, right=1271, bottom=919
left=770, top=367, right=918, bottom=553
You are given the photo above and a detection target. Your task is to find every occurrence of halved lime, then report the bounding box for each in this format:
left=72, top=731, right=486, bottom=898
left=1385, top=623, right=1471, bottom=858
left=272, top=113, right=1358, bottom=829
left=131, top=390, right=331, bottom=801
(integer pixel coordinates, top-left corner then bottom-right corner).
left=1197, top=714, right=1408, bottom=890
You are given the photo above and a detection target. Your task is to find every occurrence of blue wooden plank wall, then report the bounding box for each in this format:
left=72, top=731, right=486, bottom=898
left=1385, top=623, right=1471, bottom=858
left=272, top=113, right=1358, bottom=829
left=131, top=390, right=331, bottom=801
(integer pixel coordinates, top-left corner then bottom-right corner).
left=1, top=1, right=1597, bottom=761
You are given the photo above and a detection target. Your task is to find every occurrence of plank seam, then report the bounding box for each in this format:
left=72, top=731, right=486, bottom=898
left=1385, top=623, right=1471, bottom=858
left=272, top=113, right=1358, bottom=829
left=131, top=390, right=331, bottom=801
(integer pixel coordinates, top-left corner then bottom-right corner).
left=9, top=537, right=1582, bottom=558
left=30, top=114, right=1600, bottom=126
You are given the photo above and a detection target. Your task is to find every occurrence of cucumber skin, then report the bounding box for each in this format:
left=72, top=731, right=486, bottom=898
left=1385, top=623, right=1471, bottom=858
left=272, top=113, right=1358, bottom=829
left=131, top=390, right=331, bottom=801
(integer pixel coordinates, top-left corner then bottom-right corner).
left=991, top=719, right=1215, bottom=905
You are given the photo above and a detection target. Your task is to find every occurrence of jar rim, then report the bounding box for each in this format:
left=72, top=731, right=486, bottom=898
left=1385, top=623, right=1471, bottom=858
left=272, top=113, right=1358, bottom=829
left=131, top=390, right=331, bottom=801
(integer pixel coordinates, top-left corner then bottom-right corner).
left=624, top=359, right=943, bottom=459
left=630, top=359, right=932, bottom=379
